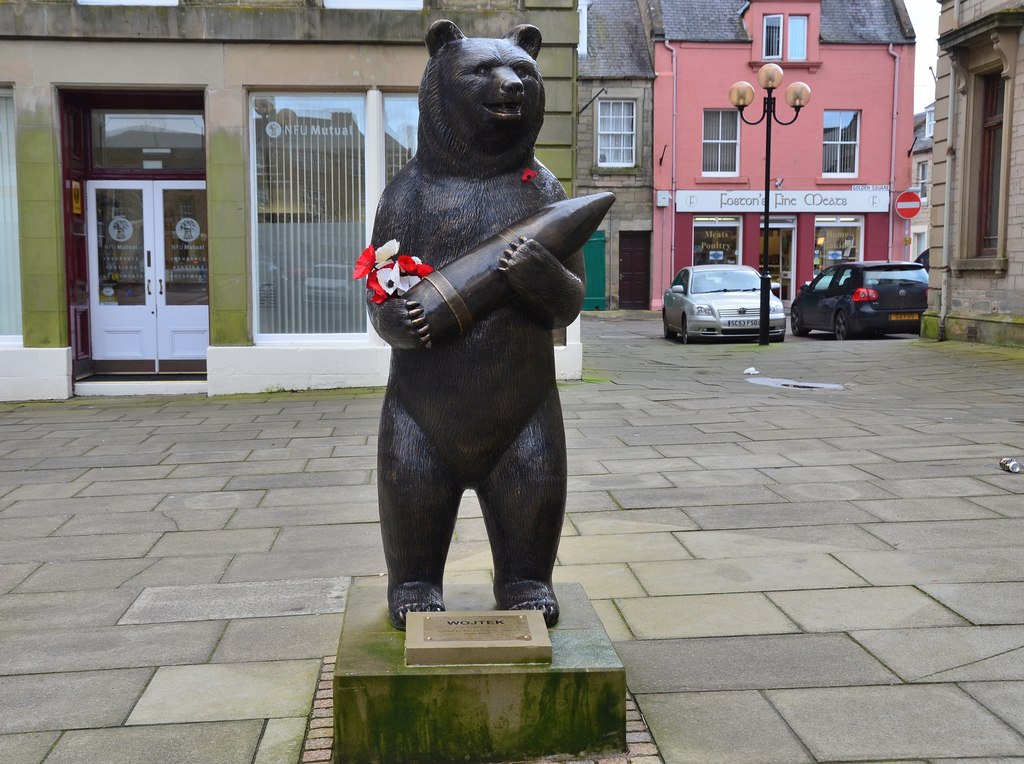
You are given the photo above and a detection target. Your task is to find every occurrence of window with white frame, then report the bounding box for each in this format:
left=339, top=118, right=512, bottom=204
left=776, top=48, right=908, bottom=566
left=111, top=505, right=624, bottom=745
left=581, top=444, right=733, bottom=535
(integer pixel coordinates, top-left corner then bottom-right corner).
left=250, top=92, right=418, bottom=338
left=0, top=93, right=21, bottom=341
left=702, top=110, right=738, bottom=175
left=763, top=15, right=783, bottom=59
left=925, top=105, right=935, bottom=138
left=822, top=110, right=860, bottom=176
left=788, top=16, right=808, bottom=60
left=597, top=100, right=636, bottom=168
left=917, top=159, right=930, bottom=202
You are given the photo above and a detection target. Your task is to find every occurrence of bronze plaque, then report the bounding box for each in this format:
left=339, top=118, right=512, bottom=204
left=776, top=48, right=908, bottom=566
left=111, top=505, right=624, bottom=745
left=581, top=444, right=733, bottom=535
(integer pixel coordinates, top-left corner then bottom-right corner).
left=423, top=613, right=533, bottom=642
left=405, top=610, right=552, bottom=666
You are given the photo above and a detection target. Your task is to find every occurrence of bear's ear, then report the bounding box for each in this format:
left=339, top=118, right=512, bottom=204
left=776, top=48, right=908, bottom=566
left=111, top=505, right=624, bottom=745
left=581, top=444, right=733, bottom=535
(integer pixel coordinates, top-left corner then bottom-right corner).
left=426, top=20, right=466, bottom=57
left=505, top=24, right=542, bottom=60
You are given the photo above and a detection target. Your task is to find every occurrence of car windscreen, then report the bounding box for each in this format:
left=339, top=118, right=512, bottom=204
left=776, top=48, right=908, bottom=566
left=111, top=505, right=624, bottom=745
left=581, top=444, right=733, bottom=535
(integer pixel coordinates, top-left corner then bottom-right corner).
left=863, top=267, right=928, bottom=287
left=691, top=270, right=760, bottom=293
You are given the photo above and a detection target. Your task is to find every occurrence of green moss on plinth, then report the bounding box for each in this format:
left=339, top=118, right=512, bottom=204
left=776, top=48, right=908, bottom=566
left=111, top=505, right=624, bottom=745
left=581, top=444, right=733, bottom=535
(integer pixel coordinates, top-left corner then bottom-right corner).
left=333, top=583, right=626, bottom=764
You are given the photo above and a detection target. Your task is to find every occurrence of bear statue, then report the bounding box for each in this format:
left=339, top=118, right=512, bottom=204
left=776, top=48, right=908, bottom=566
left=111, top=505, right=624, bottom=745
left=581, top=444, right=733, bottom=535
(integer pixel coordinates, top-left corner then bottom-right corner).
left=366, top=19, right=586, bottom=630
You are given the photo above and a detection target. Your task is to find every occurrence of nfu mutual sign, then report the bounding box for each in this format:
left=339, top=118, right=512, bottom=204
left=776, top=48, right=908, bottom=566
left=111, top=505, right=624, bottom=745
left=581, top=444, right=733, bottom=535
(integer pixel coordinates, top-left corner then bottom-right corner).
left=675, top=189, right=890, bottom=213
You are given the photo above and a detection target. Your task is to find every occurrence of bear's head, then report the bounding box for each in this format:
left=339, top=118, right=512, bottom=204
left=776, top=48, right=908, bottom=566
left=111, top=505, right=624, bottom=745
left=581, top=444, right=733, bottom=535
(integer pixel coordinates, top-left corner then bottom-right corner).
left=416, top=20, right=546, bottom=175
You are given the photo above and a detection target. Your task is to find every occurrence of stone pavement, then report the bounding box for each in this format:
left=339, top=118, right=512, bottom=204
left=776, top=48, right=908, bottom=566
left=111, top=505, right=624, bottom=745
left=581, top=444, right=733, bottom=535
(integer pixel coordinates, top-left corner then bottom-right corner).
left=1, top=311, right=1023, bottom=764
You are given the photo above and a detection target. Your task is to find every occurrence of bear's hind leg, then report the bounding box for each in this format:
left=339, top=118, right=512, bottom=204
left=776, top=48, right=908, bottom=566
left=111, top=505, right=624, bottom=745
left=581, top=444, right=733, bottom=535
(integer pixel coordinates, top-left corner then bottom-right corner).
left=477, top=391, right=566, bottom=627
left=378, top=396, right=463, bottom=630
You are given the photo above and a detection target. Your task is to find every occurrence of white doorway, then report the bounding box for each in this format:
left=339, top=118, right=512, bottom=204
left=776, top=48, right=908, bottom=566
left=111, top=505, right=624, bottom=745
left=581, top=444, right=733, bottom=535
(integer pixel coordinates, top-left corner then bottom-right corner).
left=87, top=180, right=208, bottom=372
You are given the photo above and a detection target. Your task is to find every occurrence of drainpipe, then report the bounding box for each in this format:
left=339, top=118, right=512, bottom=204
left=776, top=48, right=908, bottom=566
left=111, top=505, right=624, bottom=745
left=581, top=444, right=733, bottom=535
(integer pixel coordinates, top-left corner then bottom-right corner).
left=939, top=0, right=962, bottom=341
left=661, top=39, right=678, bottom=308
left=887, top=44, right=900, bottom=261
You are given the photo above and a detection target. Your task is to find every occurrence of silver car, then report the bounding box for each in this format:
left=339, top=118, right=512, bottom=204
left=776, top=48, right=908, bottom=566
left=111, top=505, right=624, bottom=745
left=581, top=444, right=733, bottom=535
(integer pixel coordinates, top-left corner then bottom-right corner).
left=662, top=264, right=786, bottom=343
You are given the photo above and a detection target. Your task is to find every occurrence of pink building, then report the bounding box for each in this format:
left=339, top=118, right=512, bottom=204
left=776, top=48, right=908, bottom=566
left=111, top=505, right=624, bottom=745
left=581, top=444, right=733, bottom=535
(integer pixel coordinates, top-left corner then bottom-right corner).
left=650, top=0, right=917, bottom=308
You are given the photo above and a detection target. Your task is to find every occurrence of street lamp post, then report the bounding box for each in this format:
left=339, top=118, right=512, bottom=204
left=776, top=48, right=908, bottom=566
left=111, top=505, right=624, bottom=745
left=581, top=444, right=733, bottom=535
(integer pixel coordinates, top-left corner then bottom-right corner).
left=728, top=64, right=811, bottom=346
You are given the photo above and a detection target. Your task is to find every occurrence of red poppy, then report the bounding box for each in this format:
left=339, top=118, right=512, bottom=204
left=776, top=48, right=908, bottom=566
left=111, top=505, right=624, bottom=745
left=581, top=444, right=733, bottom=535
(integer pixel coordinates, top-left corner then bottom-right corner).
left=353, top=244, right=376, bottom=280
left=366, top=270, right=389, bottom=304
left=521, top=167, right=538, bottom=183
left=397, top=255, right=434, bottom=277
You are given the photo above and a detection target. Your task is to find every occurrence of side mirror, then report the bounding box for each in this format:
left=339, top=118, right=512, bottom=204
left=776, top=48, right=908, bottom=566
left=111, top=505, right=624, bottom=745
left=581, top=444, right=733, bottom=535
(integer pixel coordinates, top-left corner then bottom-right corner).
left=670, top=285, right=686, bottom=295
left=770, top=282, right=781, bottom=292
left=799, top=282, right=811, bottom=294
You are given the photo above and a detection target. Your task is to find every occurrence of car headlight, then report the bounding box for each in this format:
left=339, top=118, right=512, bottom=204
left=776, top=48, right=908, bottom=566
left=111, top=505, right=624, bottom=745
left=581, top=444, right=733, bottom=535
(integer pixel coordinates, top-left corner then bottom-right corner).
left=770, top=303, right=784, bottom=315
left=693, top=304, right=714, bottom=316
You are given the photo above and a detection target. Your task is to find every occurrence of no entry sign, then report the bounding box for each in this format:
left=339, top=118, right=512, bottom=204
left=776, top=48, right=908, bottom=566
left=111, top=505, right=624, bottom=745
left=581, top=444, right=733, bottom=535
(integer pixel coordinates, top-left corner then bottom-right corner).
left=895, top=190, right=922, bottom=219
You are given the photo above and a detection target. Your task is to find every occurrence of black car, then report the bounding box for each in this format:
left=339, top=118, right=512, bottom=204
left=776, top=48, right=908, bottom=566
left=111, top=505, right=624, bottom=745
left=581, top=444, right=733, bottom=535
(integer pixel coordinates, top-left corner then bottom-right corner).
left=790, top=261, right=929, bottom=340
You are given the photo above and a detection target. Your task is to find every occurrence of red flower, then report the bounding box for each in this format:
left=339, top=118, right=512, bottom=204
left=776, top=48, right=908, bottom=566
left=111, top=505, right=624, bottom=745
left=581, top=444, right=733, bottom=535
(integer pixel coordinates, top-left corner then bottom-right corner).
left=353, top=244, right=376, bottom=280
left=398, top=255, right=434, bottom=277
left=521, top=167, right=538, bottom=183
left=366, top=270, right=389, bottom=304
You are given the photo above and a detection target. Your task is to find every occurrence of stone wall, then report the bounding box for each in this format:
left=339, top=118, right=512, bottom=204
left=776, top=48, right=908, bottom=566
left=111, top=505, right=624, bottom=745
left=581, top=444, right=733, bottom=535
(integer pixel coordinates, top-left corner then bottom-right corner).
left=576, top=79, right=654, bottom=309
left=923, top=0, right=1024, bottom=346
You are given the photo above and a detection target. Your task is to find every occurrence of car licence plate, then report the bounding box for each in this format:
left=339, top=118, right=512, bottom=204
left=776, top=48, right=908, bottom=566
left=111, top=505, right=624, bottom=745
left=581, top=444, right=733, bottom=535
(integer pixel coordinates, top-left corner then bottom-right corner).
left=728, top=319, right=760, bottom=327
left=889, top=313, right=920, bottom=321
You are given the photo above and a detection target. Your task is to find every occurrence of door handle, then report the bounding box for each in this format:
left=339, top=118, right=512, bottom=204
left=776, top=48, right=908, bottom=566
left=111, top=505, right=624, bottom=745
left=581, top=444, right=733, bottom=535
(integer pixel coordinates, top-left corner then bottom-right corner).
left=147, top=279, right=152, bottom=295
left=147, top=250, right=152, bottom=267
left=159, top=279, right=164, bottom=295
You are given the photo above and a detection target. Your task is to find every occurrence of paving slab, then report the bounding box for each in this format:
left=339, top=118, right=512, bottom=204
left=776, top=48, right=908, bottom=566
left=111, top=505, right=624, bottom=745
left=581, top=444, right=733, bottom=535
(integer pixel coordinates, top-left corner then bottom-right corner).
left=222, top=550, right=380, bottom=582
left=0, top=621, right=224, bottom=674
left=557, top=533, right=691, bottom=564
left=852, top=497, right=1003, bottom=521
left=0, top=563, right=36, bottom=594
left=862, top=518, right=1024, bottom=551
left=0, top=494, right=166, bottom=516
left=0, top=731, right=60, bottom=764
left=0, top=589, right=138, bottom=631
left=615, top=634, right=898, bottom=693
left=567, top=508, right=698, bottom=535
left=0, top=669, right=153, bottom=733
left=154, top=490, right=265, bottom=512
left=921, top=582, right=1024, bottom=624
left=767, top=685, right=1024, bottom=761
left=673, top=524, right=892, bottom=558
left=253, top=717, right=308, bottom=764
left=616, top=593, right=798, bottom=639
left=961, top=681, right=1024, bottom=736
left=630, top=554, right=867, bottom=596
left=119, top=577, right=349, bottom=624
left=43, top=721, right=263, bottom=764
left=145, top=528, right=278, bottom=557
left=13, top=559, right=156, bottom=593
left=0, top=515, right=70, bottom=539
left=835, top=548, right=1024, bottom=585
left=126, top=659, right=321, bottom=725
left=226, top=503, right=380, bottom=528
left=850, top=625, right=1024, bottom=682
left=119, top=555, right=232, bottom=587
left=553, top=563, right=647, bottom=599
left=636, top=691, right=811, bottom=764
left=213, top=613, right=345, bottom=662
left=767, top=586, right=966, bottom=632
left=0, top=533, right=161, bottom=563
left=684, top=500, right=881, bottom=529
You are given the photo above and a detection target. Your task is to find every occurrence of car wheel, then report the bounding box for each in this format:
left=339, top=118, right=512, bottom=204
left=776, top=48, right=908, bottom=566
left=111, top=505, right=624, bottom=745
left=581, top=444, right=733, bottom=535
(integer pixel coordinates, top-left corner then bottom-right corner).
left=791, top=307, right=810, bottom=337
left=679, top=316, right=690, bottom=344
left=833, top=310, right=851, bottom=341
left=662, top=310, right=676, bottom=340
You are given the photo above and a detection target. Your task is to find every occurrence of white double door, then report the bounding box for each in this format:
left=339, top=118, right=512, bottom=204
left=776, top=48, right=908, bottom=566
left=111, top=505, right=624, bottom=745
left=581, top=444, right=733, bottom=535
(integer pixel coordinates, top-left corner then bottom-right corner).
left=87, top=180, right=209, bottom=370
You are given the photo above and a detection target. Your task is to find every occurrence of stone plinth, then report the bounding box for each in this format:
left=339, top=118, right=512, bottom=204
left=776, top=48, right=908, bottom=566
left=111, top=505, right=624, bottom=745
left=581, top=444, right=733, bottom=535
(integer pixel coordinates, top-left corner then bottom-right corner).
left=333, top=582, right=626, bottom=764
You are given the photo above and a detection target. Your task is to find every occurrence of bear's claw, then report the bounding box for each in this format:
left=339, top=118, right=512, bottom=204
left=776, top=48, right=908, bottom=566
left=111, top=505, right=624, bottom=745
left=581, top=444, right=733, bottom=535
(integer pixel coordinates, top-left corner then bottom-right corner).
left=389, top=583, right=445, bottom=630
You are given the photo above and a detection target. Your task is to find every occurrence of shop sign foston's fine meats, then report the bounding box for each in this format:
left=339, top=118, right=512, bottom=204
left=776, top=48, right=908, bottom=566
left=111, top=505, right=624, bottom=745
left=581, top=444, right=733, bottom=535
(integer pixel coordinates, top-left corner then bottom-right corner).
left=675, top=189, right=889, bottom=213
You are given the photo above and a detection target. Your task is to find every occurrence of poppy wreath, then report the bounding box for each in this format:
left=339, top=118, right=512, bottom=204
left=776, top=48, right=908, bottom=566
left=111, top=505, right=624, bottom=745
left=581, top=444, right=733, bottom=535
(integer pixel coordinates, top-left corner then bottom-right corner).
left=352, top=239, right=434, bottom=304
